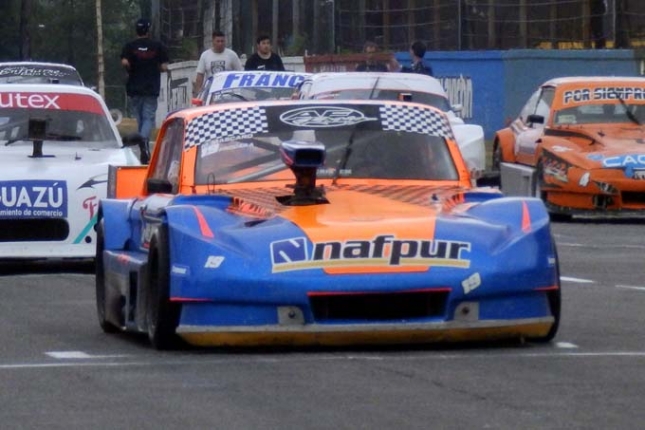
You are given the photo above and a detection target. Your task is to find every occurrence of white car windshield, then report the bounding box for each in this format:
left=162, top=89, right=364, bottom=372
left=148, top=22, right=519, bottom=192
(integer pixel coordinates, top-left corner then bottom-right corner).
left=0, top=108, right=118, bottom=149
left=554, top=103, right=645, bottom=125
left=209, top=87, right=296, bottom=104
left=313, top=89, right=452, bottom=112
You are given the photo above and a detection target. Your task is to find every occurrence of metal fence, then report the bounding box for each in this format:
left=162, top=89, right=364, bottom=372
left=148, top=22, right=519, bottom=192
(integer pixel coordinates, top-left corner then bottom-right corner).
left=336, top=0, right=645, bottom=52
left=157, top=0, right=645, bottom=56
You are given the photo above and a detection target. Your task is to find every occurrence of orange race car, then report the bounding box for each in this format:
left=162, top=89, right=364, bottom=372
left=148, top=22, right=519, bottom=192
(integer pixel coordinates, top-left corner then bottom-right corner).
left=97, top=99, right=560, bottom=350
left=494, top=76, right=645, bottom=219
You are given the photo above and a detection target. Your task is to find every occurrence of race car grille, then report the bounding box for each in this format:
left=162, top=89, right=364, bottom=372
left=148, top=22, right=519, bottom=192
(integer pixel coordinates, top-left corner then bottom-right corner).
left=0, top=219, right=69, bottom=242
left=622, top=192, right=645, bottom=206
left=309, top=289, right=449, bottom=322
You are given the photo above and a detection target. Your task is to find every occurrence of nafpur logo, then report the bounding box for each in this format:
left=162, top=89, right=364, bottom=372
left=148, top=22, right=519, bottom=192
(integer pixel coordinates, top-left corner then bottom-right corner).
left=270, top=235, right=471, bottom=273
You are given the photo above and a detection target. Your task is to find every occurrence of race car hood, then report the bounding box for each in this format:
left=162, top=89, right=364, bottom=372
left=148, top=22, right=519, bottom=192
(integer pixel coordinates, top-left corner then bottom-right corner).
left=167, top=184, right=547, bottom=277
left=545, top=125, right=645, bottom=169
left=1, top=145, right=138, bottom=176
left=0, top=145, right=138, bottom=198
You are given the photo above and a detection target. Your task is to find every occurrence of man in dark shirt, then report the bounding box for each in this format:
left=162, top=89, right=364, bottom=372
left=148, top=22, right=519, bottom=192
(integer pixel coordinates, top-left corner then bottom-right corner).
left=120, top=18, right=169, bottom=154
left=390, top=40, right=433, bottom=76
left=355, top=41, right=388, bottom=72
left=244, top=34, right=286, bottom=71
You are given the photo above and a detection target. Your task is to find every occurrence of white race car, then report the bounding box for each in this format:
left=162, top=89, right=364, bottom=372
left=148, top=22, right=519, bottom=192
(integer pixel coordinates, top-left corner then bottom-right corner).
left=295, top=72, right=486, bottom=176
left=0, top=83, right=140, bottom=259
left=192, top=70, right=310, bottom=106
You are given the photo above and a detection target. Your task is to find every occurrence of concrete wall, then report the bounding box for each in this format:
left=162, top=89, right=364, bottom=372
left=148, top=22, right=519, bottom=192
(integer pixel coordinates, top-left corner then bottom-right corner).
left=416, top=49, right=641, bottom=139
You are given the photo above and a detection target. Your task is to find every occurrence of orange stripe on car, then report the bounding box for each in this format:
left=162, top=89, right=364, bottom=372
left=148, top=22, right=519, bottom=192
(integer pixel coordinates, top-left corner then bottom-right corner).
left=279, top=189, right=441, bottom=274
left=193, top=207, right=214, bottom=238
left=521, top=201, right=532, bottom=232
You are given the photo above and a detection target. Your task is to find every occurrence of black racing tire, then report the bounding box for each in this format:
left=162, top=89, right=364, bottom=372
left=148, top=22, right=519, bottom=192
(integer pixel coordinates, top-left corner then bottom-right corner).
left=531, top=242, right=561, bottom=343
left=146, top=225, right=182, bottom=350
left=95, top=219, right=118, bottom=333
left=492, top=141, right=502, bottom=174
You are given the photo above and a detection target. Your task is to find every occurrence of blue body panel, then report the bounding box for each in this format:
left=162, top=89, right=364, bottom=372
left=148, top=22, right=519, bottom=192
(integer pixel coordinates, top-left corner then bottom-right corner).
left=100, top=190, right=557, bottom=334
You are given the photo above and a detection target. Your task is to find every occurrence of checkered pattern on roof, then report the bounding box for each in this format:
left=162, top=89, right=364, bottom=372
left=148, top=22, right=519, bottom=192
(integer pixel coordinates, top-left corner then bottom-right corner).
left=184, top=106, right=269, bottom=149
left=379, top=104, right=454, bottom=139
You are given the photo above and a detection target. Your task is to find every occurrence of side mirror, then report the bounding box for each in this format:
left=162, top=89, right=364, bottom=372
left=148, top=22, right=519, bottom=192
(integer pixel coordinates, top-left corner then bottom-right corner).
left=146, top=178, right=173, bottom=194
left=527, top=114, right=545, bottom=124
left=122, top=132, right=150, bottom=164
left=451, top=103, right=463, bottom=113
left=191, top=97, right=203, bottom=106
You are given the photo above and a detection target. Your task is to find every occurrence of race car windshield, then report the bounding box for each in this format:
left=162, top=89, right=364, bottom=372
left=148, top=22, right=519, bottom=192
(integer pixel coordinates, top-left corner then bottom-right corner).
left=0, top=108, right=119, bottom=149
left=314, top=89, right=451, bottom=112
left=209, top=87, right=296, bottom=104
left=195, top=129, right=458, bottom=184
left=554, top=103, right=645, bottom=125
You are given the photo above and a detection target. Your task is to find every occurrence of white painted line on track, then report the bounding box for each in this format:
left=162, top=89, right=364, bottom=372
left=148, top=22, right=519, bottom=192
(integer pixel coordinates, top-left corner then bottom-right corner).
left=561, top=276, right=594, bottom=283
left=555, top=342, right=578, bottom=349
left=47, top=351, right=92, bottom=359
left=616, top=285, right=645, bottom=292
left=45, top=351, right=129, bottom=360
left=558, top=242, right=645, bottom=250
left=3, top=350, right=645, bottom=370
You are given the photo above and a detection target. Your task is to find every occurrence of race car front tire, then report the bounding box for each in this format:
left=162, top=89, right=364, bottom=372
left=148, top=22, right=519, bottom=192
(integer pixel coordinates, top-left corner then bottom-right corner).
left=146, top=225, right=182, bottom=350
left=95, top=219, right=119, bottom=334
left=530, top=241, right=561, bottom=343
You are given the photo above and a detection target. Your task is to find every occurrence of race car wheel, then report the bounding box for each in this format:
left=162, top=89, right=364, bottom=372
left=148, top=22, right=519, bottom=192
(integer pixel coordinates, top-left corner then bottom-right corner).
left=492, top=142, right=502, bottom=173
left=95, top=219, right=118, bottom=333
left=146, top=225, right=182, bottom=350
left=531, top=242, right=561, bottom=343
left=536, top=159, right=572, bottom=222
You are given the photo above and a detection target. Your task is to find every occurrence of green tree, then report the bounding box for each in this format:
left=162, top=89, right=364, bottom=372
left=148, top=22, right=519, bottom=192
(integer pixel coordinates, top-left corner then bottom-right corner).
left=0, top=0, right=21, bottom=60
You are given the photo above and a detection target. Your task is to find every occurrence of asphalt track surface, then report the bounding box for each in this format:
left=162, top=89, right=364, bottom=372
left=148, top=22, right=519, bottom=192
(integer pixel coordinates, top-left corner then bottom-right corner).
left=0, top=218, right=643, bottom=429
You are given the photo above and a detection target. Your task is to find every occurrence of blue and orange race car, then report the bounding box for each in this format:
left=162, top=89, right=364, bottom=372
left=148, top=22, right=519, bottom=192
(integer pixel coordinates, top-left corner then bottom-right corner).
left=96, top=99, right=561, bottom=349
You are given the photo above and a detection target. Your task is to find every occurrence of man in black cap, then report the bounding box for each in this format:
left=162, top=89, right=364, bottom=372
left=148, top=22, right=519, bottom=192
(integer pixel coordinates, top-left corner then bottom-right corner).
left=120, top=18, right=169, bottom=159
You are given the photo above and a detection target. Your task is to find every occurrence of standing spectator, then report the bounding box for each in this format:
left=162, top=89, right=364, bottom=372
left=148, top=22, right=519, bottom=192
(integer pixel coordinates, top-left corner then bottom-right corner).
left=194, top=30, right=242, bottom=96
left=390, top=40, right=433, bottom=76
left=244, top=34, right=286, bottom=71
left=120, top=18, right=169, bottom=161
left=355, top=41, right=388, bottom=72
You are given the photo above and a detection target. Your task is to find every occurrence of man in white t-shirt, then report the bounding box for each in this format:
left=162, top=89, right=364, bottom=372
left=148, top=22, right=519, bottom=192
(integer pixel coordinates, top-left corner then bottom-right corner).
left=194, top=30, right=242, bottom=96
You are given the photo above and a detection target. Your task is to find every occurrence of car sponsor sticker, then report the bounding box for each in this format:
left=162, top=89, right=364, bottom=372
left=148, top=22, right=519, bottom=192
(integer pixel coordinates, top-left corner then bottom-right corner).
left=279, top=106, right=378, bottom=128
left=222, top=72, right=306, bottom=89
left=563, top=86, right=645, bottom=105
left=270, top=234, right=471, bottom=273
left=0, top=180, right=67, bottom=218
left=589, top=153, right=645, bottom=178
left=0, top=65, right=74, bottom=78
left=0, top=92, right=104, bottom=114
left=462, top=272, right=481, bottom=294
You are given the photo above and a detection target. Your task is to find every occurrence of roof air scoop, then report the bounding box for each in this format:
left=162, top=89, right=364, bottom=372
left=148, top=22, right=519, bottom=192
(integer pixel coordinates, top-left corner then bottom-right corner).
left=277, top=140, right=329, bottom=206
